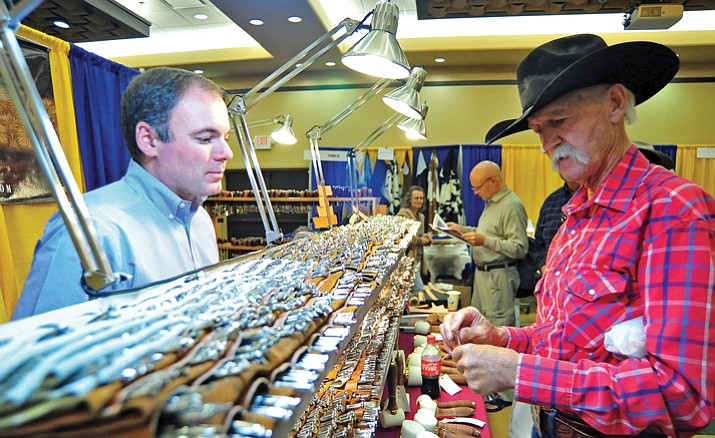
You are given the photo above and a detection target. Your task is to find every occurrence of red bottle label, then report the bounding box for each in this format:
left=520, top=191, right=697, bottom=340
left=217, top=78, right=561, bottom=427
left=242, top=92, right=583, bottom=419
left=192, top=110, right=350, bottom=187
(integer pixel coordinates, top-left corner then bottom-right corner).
left=421, top=356, right=441, bottom=377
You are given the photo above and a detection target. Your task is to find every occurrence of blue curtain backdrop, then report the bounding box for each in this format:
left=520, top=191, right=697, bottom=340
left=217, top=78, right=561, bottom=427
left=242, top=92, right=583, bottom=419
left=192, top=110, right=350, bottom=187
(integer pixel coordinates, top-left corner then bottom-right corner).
left=654, top=144, right=677, bottom=167
left=69, top=45, right=139, bottom=191
left=461, top=144, right=502, bottom=226
left=310, top=147, right=352, bottom=222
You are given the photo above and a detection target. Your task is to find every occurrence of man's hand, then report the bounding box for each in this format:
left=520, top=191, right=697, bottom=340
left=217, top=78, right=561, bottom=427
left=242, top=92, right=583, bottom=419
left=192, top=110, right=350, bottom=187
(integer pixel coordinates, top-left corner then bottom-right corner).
left=461, top=232, right=486, bottom=246
left=446, top=222, right=463, bottom=234
left=422, top=234, right=432, bottom=246
left=439, top=307, right=508, bottom=353
left=452, top=344, right=518, bottom=395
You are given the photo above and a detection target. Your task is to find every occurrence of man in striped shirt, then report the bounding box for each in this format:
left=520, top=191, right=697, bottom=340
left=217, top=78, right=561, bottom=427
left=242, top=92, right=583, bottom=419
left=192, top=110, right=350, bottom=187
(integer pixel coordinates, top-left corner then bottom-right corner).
left=441, top=34, right=715, bottom=437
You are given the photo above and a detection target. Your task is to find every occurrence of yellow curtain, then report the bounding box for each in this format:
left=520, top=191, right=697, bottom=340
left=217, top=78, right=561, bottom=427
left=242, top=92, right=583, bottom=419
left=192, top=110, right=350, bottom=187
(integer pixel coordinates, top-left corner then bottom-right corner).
left=501, top=144, right=563, bottom=224
left=0, top=27, right=81, bottom=323
left=674, top=145, right=715, bottom=197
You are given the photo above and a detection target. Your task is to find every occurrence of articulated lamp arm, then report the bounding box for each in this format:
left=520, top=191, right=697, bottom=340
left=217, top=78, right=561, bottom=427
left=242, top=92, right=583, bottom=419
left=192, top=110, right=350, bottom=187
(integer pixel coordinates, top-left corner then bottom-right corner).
left=235, top=18, right=362, bottom=113
left=346, top=112, right=408, bottom=219
left=225, top=17, right=368, bottom=242
left=305, top=77, right=393, bottom=196
left=0, top=2, right=124, bottom=294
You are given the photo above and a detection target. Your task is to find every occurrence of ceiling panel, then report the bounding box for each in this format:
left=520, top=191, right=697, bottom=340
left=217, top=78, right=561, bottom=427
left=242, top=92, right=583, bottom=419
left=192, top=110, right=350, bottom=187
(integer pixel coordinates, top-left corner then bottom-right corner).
left=7, top=0, right=715, bottom=82
left=19, top=0, right=151, bottom=43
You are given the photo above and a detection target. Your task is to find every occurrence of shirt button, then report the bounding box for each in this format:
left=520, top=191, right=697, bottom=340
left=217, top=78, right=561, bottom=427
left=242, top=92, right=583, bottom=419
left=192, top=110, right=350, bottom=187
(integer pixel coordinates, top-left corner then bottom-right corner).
left=589, top=289, right=596, bottom=295
left=570, top=230, right=576, bottom=235
left=168, top=214, right=174, bottom=219
left=554, top=271, right=560, bottom=276
left=549, top=316, right=554, bottom=321
left=179, top=202, right=186, bottom=208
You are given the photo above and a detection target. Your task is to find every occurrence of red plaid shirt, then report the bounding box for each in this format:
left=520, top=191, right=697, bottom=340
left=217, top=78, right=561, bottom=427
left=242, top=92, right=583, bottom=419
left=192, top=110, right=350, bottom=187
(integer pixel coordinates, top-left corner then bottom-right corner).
left=506, top=147, right=715, bottom=437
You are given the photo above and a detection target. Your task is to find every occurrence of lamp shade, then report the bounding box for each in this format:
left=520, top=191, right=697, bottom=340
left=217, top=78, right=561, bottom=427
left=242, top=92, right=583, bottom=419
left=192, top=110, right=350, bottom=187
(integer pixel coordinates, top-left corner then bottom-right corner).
left=341, top=1, right=410, bottom=79
left=382, top=66, right=426, bottom=119
left=398, top=102, right=428, bottom=140
left=270, top=113, right=297, bottom=145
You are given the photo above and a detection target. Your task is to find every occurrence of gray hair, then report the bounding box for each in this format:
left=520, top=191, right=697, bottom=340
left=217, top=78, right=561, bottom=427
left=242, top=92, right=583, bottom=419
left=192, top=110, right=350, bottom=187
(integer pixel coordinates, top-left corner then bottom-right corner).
left=121, top=67, right=224, bottom=161
left=582, top=84, right=637, bottom=124
left=401, top=185, right=426, bottom=210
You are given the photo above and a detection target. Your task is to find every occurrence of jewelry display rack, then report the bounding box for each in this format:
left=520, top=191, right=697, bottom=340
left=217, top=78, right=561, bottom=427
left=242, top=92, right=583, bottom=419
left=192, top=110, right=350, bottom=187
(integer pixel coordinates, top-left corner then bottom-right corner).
left=205, top=195, right=381, bottom=257
left=0, top=215, right=421, bottom=437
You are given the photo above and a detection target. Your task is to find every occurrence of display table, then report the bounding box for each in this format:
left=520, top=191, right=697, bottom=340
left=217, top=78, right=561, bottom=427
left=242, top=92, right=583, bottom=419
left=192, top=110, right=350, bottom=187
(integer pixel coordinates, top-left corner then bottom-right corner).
left=424, top=240, right=472, bottom=283
left=376, top=332, right=492, bottom=437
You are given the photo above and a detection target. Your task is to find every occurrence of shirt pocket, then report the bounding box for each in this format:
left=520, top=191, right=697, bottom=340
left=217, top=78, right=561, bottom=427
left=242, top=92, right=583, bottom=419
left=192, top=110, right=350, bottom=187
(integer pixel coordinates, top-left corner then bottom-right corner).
left=562, top=269, right=632, bottom=352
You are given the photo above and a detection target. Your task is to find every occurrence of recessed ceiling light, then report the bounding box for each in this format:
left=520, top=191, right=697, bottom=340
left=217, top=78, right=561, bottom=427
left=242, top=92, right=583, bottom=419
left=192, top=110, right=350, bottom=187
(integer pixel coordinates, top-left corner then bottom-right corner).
left=194, top=13, right=208, bottom=20
left=249, top=18, right=264, bottom=26
left=53, top=19, right=70, bottom=29
left=325, top=61, right=336, bottom=67
left=193, top=69, right=204, bottom=74
left=288, top=16, right=302, bottom=23
left=295, top=63, right=303, bottom=68
left=435, top=57, right=446, bottom=63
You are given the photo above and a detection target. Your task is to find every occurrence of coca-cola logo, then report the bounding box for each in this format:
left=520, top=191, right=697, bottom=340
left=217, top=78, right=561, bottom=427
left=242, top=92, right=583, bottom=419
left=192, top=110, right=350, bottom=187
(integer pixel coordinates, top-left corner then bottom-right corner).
left=421, top=360, right=441, bottom=377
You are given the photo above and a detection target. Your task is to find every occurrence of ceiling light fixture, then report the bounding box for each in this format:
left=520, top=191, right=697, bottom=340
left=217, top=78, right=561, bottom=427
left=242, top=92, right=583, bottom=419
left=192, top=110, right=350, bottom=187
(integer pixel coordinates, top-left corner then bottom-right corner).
left=53, top=19, right=70, bottom=29
left=341, top=1, right=411, bottom=79
left=249, top=18, right=263, bottom=26
left=193, top=13, right=208, bottom=20
left=434, top=57, right=446, bottom=63
left=193, top=69, right=204, bottom=74
left=325, top=61, right=336, bottom=66
left=288, top=16, right=302, bottom=23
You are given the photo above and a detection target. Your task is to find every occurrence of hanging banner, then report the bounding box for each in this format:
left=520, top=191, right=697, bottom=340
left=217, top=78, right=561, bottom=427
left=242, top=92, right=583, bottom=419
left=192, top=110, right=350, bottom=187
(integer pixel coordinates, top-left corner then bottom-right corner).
left=0, top=40, right=55, bottom=204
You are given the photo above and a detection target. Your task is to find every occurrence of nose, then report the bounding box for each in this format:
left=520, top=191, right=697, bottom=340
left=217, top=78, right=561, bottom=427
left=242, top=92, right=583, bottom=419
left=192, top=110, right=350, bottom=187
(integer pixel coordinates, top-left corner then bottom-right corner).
left=539, top=128, right=559, bottom=155
left=216, top=138, right=233, bottom=161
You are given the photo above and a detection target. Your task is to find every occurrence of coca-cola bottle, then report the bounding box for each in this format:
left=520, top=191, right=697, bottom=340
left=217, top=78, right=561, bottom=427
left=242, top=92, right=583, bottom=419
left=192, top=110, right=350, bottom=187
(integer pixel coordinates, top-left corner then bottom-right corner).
left=420, top=334, right=441, bottom=398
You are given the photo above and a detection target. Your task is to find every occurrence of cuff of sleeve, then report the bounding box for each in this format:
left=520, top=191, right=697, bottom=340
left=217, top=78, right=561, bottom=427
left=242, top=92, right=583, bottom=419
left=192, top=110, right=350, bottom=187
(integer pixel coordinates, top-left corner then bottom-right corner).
left=483, top=235, right=494, bottom=250
left=504, top=326, right=529, bottom=351
left=516, top=354, right=576, bottom=408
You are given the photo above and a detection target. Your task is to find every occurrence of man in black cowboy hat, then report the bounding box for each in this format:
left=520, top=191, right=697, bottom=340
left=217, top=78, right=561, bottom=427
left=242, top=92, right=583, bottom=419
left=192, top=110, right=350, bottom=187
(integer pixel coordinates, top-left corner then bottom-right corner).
left=440, top=34, right=715, bottom=437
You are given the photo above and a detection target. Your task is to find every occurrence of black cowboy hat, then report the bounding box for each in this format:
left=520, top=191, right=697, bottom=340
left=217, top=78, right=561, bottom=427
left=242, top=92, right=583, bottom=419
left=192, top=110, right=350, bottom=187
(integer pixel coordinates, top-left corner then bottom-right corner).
left=485, top=34, right=679, bottom=144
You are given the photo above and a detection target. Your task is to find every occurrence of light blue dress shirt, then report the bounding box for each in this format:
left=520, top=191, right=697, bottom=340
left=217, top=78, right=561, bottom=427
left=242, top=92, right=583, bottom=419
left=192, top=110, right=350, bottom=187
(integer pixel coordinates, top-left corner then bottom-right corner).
left=12, top=160, right=219, bottom=319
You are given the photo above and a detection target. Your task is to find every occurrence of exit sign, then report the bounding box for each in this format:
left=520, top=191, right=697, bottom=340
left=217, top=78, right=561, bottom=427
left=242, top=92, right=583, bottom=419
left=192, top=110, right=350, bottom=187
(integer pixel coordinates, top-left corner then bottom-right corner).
left=253, top=135, right=272, bottom=149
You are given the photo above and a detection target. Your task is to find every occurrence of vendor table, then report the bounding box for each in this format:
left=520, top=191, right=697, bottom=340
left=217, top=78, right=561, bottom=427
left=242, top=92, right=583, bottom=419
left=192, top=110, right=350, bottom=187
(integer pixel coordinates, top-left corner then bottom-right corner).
left=376, top=332, right=492, bottom=437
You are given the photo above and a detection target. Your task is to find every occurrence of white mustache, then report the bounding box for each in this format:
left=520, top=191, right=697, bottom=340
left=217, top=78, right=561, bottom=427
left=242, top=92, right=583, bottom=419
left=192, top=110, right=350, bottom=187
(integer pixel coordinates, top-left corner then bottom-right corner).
left=551, top=143, right=589, bottom=171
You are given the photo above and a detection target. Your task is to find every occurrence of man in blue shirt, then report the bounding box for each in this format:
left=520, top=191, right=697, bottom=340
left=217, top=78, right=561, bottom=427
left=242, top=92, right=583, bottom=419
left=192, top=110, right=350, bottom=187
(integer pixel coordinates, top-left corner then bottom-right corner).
left=531, top=179, right=580, bottom=273
left=12, top=67, right=233, bottom=319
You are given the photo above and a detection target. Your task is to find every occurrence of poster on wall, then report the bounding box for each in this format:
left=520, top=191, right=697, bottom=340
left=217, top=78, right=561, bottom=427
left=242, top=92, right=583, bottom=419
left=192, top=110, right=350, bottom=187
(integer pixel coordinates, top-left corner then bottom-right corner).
left=0, top=39, right=55, bottom=204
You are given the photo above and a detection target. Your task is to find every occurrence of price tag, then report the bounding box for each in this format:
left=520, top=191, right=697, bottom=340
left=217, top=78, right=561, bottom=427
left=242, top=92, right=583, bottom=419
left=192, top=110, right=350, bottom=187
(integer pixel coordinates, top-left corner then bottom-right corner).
left=377, top=147, right=394, bottom=161
left=439, top=373, right=462, bottom=395
left=442, top=417, right=487, bottom=428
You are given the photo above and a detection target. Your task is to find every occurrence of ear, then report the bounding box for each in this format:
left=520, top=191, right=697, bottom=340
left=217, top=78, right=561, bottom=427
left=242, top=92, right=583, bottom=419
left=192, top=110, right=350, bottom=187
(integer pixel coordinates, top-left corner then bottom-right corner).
left=607, top=84, right=628, bottom=123
left=135, top=121, right=159, bottom=158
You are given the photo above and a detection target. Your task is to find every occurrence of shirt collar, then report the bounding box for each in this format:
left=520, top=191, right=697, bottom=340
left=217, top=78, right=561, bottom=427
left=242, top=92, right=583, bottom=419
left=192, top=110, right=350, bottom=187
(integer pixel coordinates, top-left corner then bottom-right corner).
left=488, top=186, right=512, bottom=204
left=565, top=146, right=650, bottom=215
left=123, top=160, right=205, bottom=224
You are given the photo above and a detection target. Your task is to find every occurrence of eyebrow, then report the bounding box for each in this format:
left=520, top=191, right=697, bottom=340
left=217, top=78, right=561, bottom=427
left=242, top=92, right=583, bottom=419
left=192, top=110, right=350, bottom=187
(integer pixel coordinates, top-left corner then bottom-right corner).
left=189, top=128, right=224, bottom=137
